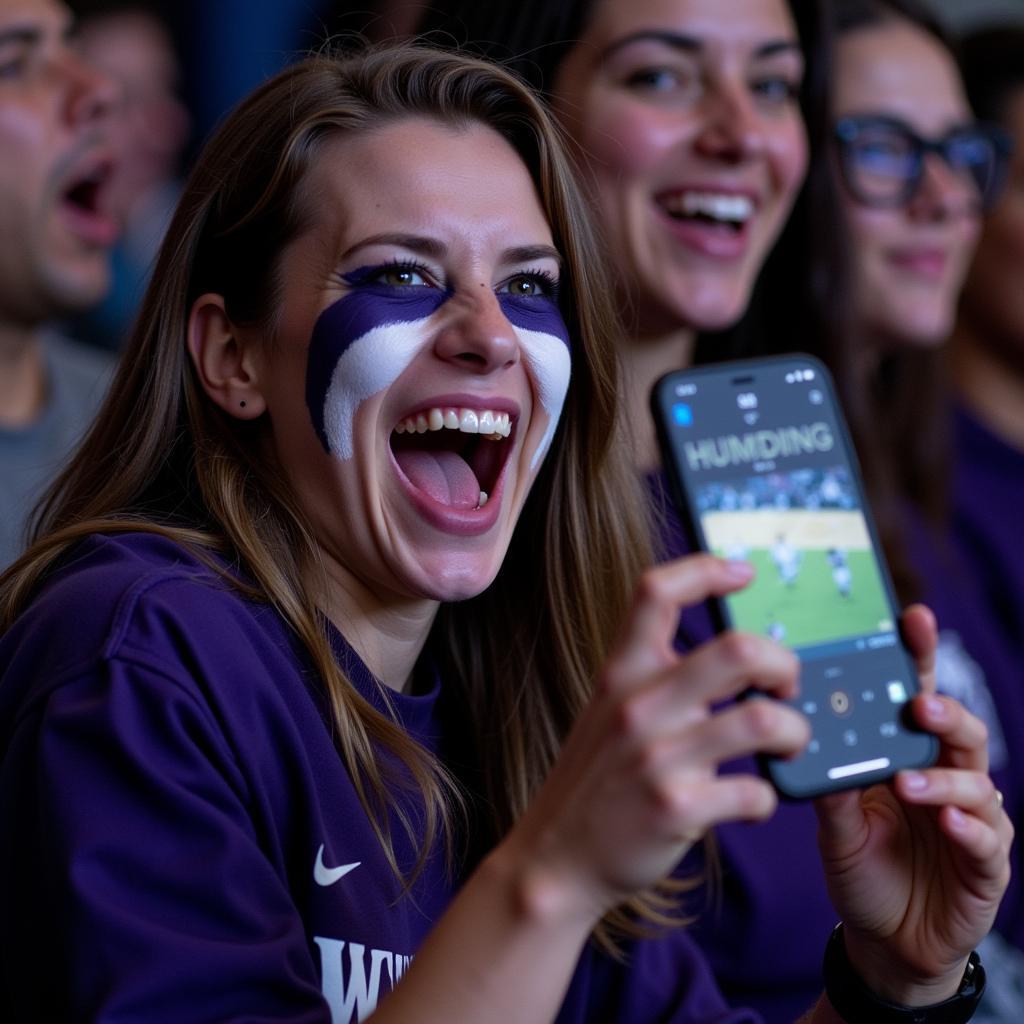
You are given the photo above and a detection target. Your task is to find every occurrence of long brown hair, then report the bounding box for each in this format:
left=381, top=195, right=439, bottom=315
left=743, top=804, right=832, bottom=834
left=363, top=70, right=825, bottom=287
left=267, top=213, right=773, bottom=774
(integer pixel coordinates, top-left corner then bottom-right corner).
left=0, top=44, right=658, bottom=940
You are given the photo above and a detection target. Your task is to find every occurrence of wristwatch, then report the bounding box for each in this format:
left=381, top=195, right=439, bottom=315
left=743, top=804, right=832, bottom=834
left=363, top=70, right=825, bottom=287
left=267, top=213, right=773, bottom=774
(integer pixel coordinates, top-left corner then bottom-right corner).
left=823, top=923, right=986, bottom=1023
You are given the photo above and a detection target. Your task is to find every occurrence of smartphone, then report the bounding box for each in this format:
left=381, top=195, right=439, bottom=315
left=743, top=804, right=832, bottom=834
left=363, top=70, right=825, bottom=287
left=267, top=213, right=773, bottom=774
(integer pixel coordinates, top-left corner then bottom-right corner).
left=651, top=354, right=937, bottom=799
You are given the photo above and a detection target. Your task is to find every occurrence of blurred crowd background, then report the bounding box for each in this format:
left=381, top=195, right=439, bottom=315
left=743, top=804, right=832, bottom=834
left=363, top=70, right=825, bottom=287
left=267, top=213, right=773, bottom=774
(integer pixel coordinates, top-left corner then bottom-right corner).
left=62, top=0, right=1024, bottom=353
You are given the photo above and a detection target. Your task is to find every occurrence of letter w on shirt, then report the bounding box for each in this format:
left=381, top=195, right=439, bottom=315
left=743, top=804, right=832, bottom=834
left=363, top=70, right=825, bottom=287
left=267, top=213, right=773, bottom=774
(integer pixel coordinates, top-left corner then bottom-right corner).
left=315, top=936, right=413, bottom=1023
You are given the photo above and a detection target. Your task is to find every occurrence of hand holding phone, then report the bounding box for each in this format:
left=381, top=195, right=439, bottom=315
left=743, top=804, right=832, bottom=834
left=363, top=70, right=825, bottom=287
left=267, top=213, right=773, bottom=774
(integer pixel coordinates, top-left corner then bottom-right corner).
left=651, top=354, right=937, bottom=799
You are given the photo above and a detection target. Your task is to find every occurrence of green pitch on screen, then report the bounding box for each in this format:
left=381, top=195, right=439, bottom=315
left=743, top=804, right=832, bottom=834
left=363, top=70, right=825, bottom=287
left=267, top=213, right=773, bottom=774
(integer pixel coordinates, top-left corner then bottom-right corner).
left=718, top=548, right=892, bottom=648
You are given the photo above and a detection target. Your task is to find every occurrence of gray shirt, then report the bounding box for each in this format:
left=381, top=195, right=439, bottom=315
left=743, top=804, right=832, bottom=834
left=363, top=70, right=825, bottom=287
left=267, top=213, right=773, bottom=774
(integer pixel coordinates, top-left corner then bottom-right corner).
left=1, top=334, right=113, bottom=568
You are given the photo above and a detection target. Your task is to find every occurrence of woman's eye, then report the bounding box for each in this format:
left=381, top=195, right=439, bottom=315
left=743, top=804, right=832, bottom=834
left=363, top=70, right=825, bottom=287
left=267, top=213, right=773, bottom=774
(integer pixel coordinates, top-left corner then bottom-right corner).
left=0, top=57, right=27, bottom=80
left=501, top=273, right=555, bottom=298
left=752, top=77, right=799, bottom=105
left=374, top=265, right=429, bottom=287
left=625, top=67, right=688, bottom=94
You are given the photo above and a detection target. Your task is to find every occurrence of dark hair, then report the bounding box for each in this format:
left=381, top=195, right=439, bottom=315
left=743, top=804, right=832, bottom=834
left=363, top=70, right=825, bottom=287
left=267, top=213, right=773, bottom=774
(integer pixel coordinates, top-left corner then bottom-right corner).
left=417, top=0, right=596, bottom=92
left=832, top=0, right=951, bottom=43
left=960, top=26, right=1024, bottom=125
left=735, top=0, right=970, bottom=601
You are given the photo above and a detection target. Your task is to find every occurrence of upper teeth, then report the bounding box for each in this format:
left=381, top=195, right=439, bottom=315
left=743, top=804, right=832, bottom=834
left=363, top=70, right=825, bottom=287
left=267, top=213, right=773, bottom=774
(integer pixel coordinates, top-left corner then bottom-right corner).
left=393, top=407, right=512, bottom=439
left=663, top=192, right=754, bottom=223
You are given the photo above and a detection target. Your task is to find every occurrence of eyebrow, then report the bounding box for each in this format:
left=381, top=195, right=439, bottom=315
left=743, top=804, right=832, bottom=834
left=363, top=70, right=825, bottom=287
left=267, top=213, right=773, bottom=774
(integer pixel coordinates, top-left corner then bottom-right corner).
left=599, top=30, right=802, bottom=63
left=0, top=11, right=74, bottom=51
left=341, top=234, right=562, bottom=268
left=0, top=26, right=42, bottom=50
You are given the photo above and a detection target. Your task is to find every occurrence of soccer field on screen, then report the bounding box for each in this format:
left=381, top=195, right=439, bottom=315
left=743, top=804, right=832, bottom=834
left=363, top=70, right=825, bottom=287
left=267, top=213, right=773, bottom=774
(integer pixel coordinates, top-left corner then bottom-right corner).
left=717, top=547, right=893, bottom=648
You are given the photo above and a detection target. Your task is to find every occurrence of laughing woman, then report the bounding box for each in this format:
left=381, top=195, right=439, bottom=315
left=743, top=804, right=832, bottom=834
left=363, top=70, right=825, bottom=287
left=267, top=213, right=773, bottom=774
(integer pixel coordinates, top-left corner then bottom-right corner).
left=0, top=45, right=1011, bottom=1024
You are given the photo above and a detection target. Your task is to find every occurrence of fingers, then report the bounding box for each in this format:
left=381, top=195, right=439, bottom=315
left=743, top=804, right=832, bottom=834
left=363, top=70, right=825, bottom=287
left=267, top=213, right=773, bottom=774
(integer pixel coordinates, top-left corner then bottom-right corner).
left=680, top=630, right=801, bottom=703
left=608, top=557, right=755, bottom=682
left=896, top=768, right=1014, bottom=891
left=643, top=698, right=810, bottom=774
left=606, top=630, right=801, bottom=747
left=909, top=693, right=989, bottom=772
left=900, top=604, right=938, bottom=694
left=651, top=773, right=780, bottom=840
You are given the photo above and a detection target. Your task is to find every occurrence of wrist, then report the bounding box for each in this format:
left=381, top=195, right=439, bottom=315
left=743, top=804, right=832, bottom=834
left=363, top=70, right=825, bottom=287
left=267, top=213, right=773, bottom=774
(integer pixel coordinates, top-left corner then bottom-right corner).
left=480, top=838, right=604, bottom=938
left=823, top=924, right=985, bottom=1024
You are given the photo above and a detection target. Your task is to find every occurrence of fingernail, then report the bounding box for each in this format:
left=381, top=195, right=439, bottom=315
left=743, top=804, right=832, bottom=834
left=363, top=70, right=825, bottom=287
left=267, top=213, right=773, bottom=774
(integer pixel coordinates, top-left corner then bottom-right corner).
left=902, top=771, right=928, bottom=792
left=924, top=696, right=946, bottom=718
left=948, top=807, right=967, bottom=831
left=724, top=560, right=754, bottom=582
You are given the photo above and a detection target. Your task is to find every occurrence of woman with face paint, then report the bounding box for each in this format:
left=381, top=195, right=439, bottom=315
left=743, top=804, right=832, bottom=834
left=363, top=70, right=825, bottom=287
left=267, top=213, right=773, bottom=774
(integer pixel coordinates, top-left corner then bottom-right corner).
left=0, top=44, right=1009, bottom=1024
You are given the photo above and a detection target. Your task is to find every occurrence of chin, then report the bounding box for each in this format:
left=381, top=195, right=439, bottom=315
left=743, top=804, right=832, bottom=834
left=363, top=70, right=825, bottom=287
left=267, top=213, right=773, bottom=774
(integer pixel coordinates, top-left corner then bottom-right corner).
left=401, top=555, right=503, bottom=603
left=44, top=262, right=112, bottom=315
left=673, top=289, right=750, bottom=333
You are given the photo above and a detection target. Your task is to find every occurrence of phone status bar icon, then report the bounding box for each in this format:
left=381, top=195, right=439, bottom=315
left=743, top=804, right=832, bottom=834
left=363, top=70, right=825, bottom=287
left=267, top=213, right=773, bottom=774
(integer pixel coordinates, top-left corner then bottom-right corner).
left=672, top=402, right=693, bottom=426
left=786, top=369, right=816, bottom=384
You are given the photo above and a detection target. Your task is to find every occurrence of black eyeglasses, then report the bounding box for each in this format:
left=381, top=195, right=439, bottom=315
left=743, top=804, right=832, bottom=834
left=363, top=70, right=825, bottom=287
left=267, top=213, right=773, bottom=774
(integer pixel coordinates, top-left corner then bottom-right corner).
left=834, top=115, right=1013, bottom=210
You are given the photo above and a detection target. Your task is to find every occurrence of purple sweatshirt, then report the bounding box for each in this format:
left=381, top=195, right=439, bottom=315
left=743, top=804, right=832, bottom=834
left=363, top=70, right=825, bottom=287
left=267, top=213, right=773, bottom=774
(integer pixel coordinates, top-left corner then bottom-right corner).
left=648, top=464, right=1024, bottom=1022
left=952, top=404, right=1024, bottom=683
left=0, top=532, right=756, bottom=1024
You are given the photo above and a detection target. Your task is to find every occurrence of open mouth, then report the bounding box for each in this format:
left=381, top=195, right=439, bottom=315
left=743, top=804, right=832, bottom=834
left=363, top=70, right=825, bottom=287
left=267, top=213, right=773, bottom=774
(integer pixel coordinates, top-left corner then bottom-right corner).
left=390, top=405, right=515, bottom=511
left=58, top=159, right=117, bottom=244
left=657, top=190, right=755, bottom=233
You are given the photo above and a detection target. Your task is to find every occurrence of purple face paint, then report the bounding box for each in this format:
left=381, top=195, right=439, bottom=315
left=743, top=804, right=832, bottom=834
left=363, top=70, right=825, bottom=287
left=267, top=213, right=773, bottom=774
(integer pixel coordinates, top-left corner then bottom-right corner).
left=305, top=270, right=452, bottom=453
left=497, top=291, right=572, bottom=351
left=304, top=267, right=573, bottom=465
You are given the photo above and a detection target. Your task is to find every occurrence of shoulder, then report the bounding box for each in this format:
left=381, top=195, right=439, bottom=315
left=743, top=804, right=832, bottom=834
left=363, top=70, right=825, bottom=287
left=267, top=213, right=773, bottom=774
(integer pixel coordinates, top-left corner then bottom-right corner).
left=0, top=532, right=298, bottom=723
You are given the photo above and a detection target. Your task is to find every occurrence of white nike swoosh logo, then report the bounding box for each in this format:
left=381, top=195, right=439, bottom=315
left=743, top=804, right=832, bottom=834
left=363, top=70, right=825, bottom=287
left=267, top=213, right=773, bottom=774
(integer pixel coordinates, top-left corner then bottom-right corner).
left=314, top=844, right=361, bottom=887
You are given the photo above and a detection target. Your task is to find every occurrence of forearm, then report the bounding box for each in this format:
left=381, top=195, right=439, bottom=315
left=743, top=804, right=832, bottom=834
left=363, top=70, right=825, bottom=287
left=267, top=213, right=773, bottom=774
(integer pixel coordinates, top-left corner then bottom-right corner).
left=366, top=841, right=600, bottom=1023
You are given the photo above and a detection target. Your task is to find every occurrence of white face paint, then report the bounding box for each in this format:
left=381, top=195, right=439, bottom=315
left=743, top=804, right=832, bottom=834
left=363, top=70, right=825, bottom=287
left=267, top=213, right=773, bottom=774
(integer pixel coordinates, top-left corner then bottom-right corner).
left=322, top=319, right=433, bottom=460
left=516, top=326, right=572, bottom=469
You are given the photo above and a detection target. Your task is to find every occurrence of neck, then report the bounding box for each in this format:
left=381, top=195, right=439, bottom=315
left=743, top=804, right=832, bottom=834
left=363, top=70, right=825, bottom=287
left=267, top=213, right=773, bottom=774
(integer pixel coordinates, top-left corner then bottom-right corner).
left=622, top=326, right=696, bottom=472
left=316, top=557, right=439, bottom=695
left=951, top=324, right=1024, bottom=451
left=0, top=322, right=47, bottom=428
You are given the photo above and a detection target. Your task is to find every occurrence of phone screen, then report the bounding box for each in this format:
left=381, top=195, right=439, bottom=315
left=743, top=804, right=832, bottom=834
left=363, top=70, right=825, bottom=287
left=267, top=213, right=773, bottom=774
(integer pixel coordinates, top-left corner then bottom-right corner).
left=654, top=356, right=936, bottom=797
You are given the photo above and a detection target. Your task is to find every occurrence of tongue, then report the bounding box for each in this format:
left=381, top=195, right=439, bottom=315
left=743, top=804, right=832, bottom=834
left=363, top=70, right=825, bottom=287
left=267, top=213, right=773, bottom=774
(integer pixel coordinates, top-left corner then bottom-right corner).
left=395, top=449, right=481, bottom=508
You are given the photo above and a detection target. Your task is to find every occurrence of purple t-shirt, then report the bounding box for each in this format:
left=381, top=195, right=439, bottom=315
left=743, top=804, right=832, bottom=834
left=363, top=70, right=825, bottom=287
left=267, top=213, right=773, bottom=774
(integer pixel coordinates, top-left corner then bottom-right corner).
left=952, top=404, right=1024, bottom=679
left=0, top=532, right=756, bottom=1023
left=648, top=465, right=1024, bottom=1022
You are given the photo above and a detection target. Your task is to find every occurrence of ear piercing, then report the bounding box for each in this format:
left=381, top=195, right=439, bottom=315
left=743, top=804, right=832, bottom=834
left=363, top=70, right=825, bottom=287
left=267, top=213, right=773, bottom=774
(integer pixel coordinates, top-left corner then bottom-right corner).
left=239, top=400, right=247, bottom=408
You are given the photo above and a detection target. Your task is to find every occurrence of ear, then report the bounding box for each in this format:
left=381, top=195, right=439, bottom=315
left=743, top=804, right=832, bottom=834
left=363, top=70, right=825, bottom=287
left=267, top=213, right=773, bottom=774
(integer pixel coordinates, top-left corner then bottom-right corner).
left=187, top=293, right=267, bottom=419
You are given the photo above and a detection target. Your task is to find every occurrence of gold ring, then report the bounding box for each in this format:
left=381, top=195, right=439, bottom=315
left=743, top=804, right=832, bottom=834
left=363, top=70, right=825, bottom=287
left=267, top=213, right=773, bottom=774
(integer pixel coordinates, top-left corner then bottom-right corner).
left=995, top=789, right=1005, bottom=810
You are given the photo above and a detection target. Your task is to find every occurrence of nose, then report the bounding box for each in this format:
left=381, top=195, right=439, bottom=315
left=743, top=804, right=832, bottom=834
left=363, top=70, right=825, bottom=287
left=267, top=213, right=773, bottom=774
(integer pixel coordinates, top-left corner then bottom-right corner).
left=432, top=290, right=521, bottom=374
left=62, top=48, right=120, bottom=130
left=693, top=78, right=767, bottom=163
left=908, top=152, right=980, bottom=221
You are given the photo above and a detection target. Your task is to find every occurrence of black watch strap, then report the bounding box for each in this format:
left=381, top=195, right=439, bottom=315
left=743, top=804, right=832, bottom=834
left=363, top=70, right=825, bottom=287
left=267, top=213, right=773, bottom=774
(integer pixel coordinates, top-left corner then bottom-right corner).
left=823, top=924, right=986, bottom=1024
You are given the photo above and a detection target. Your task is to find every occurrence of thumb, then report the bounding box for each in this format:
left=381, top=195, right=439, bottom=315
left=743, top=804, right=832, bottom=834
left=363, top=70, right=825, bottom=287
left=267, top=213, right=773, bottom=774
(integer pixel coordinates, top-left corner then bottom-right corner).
left=814, top=788, right=868, bottom=856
